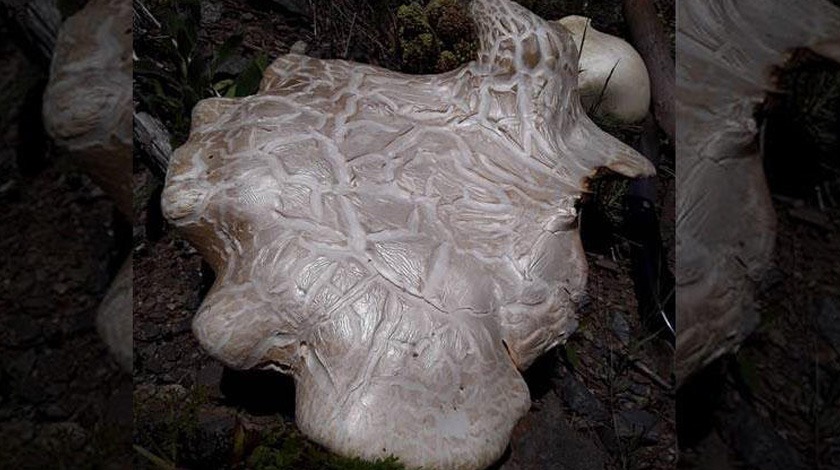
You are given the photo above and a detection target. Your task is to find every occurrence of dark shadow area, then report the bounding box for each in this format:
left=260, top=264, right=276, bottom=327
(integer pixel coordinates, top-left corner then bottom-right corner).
left=521, top=348, right=560, bottom=401
left=762, top=49, right=840, bottom=202
left=675, top=359, right=725, bottom=449
left=219, top=368, right=297, bottom=418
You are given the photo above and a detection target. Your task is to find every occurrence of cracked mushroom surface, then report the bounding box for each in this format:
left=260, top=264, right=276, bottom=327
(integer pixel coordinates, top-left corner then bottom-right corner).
left=676, top=0, right=840, bottom=383
left=161, top=0, right=654, bottom=467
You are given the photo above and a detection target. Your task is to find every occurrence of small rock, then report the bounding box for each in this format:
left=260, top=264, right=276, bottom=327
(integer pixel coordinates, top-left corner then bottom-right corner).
left=156, top=384, right=188, bottom=403
left=216, top=55, right=251, bottom=77
left=611, top=311, right=631, bottom=346
left=559, top=373, right=609, bottom=423
left=501, top=392, right=608, bottom=470
left=241, top=12, right=254, bottom=21
left=290, top=40, right=308, bottom=55
left=815, top=297, right=840, bottom=353
left=616, top=409, right=659, bottom=444
left=138, top=322, right=161, bottom=341
left=37, top=421, right=88, bottom=451
left=200, top=1, right=223, bottom=25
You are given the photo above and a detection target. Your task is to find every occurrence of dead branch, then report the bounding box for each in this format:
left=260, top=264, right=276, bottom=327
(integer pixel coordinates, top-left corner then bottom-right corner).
left=622, top=0, right=675, bottom=143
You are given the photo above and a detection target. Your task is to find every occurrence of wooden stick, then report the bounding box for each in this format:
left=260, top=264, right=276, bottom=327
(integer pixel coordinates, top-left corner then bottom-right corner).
left=623, top=0, right=675, bottom=143
left=134, top=111, right=173, bottom=178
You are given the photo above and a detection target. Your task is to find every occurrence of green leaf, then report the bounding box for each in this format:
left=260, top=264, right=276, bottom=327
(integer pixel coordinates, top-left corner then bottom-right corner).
left=213, top=78, right=235, bottom=93
left=736, top=353, right=759, bottom=392
left=233, top=53, right=269, bottom=97
left=212, top=33, right=244, bottom=75
left=564, top=345, right=580, bottom=370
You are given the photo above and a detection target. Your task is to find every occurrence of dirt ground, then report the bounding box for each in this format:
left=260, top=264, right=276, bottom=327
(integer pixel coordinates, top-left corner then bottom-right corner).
left=0, top=14, right=132, bottom=468
left=0, top=144, right=132, bottom=469
left=133, top=1, right=676, bottom=469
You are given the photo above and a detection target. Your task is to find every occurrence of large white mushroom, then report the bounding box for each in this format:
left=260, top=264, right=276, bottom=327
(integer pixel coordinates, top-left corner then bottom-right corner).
left=676, top=0, right=840, bottom=384
left=554, top=15, right=651, bottom=123
left=161, top=0, right=653, bottom=467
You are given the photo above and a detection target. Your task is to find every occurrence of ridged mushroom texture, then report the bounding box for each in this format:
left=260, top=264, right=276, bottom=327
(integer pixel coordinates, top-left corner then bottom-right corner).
left=161, top=0, right=655, bottom=468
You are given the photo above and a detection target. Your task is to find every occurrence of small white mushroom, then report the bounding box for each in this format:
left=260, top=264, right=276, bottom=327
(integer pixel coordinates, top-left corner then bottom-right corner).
left=555, top=15, right=651, bottom=123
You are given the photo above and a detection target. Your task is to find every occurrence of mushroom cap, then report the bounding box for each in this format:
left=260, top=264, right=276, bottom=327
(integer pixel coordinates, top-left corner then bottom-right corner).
left=162, top=0, right=653, bottom=467
left=555, top=15, right=651, bottom=123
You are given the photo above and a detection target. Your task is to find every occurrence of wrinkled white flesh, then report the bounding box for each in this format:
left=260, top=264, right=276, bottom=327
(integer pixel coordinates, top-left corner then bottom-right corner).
left=162, top=0, right=653, bottom=467
left=676, top=0, right=840, bottom=383
left=555, top=15, right=651, bottom=123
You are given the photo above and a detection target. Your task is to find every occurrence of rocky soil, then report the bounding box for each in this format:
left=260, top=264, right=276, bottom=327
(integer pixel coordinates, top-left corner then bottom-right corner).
left=0, top=33, right=132, bottom=469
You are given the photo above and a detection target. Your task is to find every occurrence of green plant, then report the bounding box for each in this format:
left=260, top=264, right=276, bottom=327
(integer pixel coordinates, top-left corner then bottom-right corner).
left=135, top=2, right=268, bottom=144
left=132, top=385, right=211, bottom=468
left=395, top=0, right=476, bottom=73
left=246, top=430, right=405, bottom=470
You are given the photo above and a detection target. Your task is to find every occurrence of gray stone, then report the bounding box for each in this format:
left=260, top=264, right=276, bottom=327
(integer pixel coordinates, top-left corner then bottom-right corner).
left=616, top=409, right=659, bottom=444
left=558, top=373, right=609, bottom=423
left=200, top=1, right=222, bottom=25
left=815, top=297, right=840, bottom=353
left=611, top=311, right=631, bottom=346
left=290, top=40, right=308, bottom=55
left=500, top=392, right=608, bottom=470
left=216, top=55, right=251, bottom=77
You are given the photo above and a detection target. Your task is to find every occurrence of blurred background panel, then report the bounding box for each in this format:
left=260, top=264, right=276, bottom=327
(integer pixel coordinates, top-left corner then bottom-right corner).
left=676, top=1, right=840, bottom=468
left=0, top=0, right=132, bottom=468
